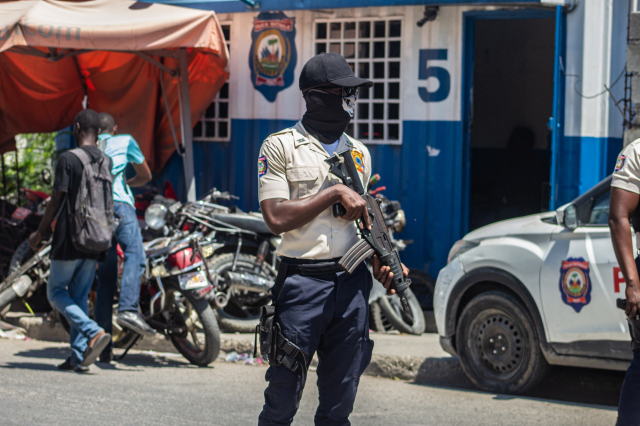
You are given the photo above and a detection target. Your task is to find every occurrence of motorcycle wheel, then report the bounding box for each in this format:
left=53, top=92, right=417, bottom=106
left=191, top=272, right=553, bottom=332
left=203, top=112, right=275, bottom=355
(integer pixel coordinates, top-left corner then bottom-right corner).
left=208, top=253, right=275, bottom=334
left=377, top=287, right=426, bottom=335
left=369, top=301, right=394, bottom=333
left=8, top=239, right=34, bottom=274
left=165, top=282, right=220, bottom=366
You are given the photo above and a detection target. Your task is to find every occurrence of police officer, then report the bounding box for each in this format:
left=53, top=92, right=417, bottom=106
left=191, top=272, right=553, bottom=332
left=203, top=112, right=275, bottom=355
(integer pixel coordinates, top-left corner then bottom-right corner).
left=610, top=141, right=640, bottom=426
left=257, top=52, right=408, bottom=426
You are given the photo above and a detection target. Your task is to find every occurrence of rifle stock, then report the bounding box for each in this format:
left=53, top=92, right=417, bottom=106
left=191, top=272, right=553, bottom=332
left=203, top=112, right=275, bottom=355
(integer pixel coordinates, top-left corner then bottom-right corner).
left=326, top=150, right=411, bottom=312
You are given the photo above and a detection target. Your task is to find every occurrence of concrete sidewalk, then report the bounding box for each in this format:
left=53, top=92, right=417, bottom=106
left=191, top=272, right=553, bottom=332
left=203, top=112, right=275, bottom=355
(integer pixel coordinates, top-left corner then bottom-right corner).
left=3, top=312, right=468, bottom=386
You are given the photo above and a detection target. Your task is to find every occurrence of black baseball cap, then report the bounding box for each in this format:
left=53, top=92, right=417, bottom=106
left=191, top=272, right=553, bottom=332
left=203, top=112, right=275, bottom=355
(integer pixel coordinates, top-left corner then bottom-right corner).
left=299, top=52, right=373, bottom=91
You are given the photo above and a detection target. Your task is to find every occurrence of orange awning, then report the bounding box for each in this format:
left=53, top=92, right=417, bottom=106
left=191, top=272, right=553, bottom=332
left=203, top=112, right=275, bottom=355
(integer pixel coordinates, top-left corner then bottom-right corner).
left=0, top=0, right=229, bottom=186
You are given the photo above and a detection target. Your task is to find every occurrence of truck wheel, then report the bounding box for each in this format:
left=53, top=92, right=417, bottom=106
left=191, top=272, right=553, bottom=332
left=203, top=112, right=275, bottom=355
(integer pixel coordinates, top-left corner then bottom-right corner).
left=455, top=290, right=549, bottom=394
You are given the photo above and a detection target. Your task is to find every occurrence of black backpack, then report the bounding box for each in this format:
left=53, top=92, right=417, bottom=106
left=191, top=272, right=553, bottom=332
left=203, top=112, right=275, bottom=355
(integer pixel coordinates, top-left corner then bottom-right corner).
left=67, top=148, right=114, bottom=253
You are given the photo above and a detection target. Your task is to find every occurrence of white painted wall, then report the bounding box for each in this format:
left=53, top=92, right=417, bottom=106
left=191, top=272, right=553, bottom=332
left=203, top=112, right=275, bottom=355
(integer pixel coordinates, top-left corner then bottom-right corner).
left=563, top=0, right=628, bottom=139
left=219, top=2, right=627, bottom=139
left=218, top=6, right=465, bottom=125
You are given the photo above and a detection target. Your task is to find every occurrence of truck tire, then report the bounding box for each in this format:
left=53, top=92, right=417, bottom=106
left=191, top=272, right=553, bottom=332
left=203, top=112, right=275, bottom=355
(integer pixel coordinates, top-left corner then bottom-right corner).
left=455, top=290, right=550, bottom=394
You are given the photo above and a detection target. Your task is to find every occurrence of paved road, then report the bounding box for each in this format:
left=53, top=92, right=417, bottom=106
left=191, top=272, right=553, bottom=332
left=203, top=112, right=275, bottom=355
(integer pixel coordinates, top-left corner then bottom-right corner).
left=0, top=339, right=618, bottom=425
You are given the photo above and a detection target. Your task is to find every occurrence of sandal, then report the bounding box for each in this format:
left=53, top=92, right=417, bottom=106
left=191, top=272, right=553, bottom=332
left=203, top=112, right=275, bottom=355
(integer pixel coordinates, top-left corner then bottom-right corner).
left=81, top=331, right=112, bottom=367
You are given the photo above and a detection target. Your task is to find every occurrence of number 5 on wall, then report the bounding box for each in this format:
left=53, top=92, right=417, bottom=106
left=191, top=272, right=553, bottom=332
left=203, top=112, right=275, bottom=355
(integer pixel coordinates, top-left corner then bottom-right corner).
left=418, top=49, right=450, bottom=103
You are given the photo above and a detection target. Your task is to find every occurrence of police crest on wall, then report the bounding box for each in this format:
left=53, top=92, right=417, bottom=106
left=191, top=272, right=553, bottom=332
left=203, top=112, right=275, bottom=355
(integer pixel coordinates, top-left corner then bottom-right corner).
left=249, top=12, right=297, bottom=102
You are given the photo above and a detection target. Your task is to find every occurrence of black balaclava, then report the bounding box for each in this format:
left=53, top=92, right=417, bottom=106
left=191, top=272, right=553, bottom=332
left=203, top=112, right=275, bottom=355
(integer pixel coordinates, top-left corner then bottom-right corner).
left=301, top=89, right=351, bottom=144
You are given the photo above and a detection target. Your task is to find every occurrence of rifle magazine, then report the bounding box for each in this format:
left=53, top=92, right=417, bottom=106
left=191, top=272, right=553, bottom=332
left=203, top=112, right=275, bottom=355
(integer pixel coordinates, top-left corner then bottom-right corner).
left=338, top=239, right=375, bottom=274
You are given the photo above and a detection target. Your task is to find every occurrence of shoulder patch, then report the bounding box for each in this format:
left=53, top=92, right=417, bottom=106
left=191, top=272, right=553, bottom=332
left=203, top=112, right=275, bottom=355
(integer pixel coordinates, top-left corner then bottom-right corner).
left=258, top=156, right=268, bottom=178
left=615, top=154, right=626, bottom=172
left=270, top=128, right=294, bottom=137
left=351, top=150, right=365, bottom=173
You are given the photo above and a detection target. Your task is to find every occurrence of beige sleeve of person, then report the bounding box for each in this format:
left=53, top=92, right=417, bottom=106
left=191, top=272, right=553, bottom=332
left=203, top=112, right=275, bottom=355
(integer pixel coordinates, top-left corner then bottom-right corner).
left=364, top=146, right=372, bottom=187
left=612, top=143, right=640, bottom=195
left=258, top=137, right=290, bottom=202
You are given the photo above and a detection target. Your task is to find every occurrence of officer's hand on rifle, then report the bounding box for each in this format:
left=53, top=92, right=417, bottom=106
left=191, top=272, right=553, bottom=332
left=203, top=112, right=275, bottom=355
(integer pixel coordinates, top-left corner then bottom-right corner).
left=373, top=255, right=409, bottom=295
left=626, top=284, right=640, bottom=319
left=335, top=185, right=371, bottom=229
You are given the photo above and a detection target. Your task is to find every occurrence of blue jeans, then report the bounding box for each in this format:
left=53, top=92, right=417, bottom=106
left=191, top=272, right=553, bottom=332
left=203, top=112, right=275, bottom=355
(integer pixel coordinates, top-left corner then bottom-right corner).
left=95, top=202, right=146, bottom=350
left=47, top=259, right=103, bottom=366
left=618, top=352, right=640, bottom=426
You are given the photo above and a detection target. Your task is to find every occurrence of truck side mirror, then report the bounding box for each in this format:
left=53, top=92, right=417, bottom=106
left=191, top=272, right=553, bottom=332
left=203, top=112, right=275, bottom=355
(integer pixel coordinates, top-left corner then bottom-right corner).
left=559, top=204, right=578, bottom=230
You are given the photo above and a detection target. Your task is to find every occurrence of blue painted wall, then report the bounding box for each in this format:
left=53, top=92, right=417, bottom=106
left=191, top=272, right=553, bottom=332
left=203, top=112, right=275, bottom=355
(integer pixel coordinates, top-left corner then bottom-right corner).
left=556, top=136, right=622, bottom=205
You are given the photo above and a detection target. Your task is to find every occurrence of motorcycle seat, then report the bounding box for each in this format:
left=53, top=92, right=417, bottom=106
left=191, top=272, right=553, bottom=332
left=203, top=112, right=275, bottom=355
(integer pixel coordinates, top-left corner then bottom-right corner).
left=212, top=213, right=274, bottom=236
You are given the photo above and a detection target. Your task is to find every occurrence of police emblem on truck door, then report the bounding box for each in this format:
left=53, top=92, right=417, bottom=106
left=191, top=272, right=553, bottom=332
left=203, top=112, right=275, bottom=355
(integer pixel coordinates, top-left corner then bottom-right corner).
left=559, top=258, right=592, bottom=313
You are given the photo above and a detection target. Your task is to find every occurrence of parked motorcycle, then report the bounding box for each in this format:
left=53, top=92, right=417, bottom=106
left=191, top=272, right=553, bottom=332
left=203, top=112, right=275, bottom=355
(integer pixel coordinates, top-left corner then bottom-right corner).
left=143, top=188, right=279, bottom=333
left=0, top=242, right=51, bottom=316
left=0, top=189, right=49, bottom=282
left=130, top=231, right=221, bottom=365
left=366, top=179, right=431, bottom=336
left=56, top=232, right=222, bottom=366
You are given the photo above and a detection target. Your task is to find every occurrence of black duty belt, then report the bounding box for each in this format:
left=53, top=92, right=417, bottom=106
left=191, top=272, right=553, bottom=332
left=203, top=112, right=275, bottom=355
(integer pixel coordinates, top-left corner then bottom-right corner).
left=285, top=262, right=344, bottom=276
left=270, top=259, right=344, bottom=302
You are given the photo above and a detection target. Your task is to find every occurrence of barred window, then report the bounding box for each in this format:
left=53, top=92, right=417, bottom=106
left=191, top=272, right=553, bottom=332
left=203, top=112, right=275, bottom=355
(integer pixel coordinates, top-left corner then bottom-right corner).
left=314, top=18, right=402, bottom=145
left=194, top=24, right=231, bottom=142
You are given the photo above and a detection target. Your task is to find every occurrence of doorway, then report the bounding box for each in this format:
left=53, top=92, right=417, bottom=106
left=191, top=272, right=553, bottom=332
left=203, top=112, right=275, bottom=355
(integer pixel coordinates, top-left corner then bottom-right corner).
left=466, top=16, right=556, bottom=231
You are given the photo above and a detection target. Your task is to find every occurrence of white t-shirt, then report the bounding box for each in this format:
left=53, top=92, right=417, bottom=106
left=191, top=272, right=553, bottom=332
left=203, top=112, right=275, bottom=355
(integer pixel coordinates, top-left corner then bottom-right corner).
left=322, top=140, right=340, bottom=156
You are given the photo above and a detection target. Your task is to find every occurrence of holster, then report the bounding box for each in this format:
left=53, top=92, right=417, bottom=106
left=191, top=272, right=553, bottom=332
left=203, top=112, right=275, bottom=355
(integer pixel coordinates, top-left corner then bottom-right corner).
left=256, top=305, right=276, bottom=362
left=629, top=315, right=640, bottom=353
left=253, top=262, right=310, bottom=407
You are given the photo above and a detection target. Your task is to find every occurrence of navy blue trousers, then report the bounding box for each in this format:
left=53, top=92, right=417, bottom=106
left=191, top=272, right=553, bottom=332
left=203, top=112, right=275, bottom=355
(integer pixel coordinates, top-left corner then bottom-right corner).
left=618, top=352, right=640, bottom=426
left=258, top=261, right=374, bottom=426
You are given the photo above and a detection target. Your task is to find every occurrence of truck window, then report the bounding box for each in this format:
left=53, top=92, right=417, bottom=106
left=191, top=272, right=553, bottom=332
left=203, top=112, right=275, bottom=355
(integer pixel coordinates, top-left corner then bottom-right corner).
left=587, top=190, right=610, bottom=226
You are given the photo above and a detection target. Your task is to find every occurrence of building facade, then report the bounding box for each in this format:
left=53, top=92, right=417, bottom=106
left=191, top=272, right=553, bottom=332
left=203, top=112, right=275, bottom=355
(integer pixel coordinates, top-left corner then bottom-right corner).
left=154, top=0, right=628, bottom=276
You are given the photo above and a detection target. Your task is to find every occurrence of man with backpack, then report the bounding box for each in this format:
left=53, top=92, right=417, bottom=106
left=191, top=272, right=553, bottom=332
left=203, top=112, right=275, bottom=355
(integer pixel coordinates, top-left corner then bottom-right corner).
left=95, top=112, right=155, bottom=363
left=29, top=109, right=113, bottom=372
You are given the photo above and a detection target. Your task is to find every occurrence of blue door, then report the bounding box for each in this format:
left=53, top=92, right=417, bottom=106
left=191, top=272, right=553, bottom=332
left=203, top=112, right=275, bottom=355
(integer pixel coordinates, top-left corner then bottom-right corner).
left=462, top=8, right=562, bottom=234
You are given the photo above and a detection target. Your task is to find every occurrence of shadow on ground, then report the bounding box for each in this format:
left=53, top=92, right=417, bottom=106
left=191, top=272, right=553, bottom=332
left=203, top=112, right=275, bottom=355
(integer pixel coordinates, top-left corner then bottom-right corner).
left=413, top=356, right=624, bottom=408
left=0, top=344, right=210, bottom=371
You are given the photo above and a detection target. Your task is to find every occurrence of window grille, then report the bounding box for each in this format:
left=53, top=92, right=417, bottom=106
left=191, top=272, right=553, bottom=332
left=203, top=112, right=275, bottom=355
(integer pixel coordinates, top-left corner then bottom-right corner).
left=194, top=24, right=231, bottom=142
left=314, top=18, right=402, bottom=145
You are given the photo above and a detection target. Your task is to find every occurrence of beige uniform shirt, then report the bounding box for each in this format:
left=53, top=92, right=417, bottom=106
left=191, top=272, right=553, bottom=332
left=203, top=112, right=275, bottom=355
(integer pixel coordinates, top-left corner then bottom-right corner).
left=612, top=139, right=640, bottom=246
left=258, top=121, right=372, bottom=259
left=612, top=139, right=640, bottom=194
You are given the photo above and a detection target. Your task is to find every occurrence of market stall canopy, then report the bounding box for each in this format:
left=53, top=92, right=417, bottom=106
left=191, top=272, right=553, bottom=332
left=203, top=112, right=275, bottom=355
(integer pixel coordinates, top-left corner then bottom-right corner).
left=0, top=0, right=229, bottom=198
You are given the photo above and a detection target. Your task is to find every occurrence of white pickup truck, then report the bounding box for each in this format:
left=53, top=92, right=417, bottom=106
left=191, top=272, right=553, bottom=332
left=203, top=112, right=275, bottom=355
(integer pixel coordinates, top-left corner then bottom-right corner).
left=434, top=175, right=633, bottom=393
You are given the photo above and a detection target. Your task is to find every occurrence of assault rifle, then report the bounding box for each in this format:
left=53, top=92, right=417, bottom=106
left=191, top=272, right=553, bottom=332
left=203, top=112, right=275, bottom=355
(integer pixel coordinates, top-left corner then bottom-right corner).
left=325, top=149, right=411, bottom=312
